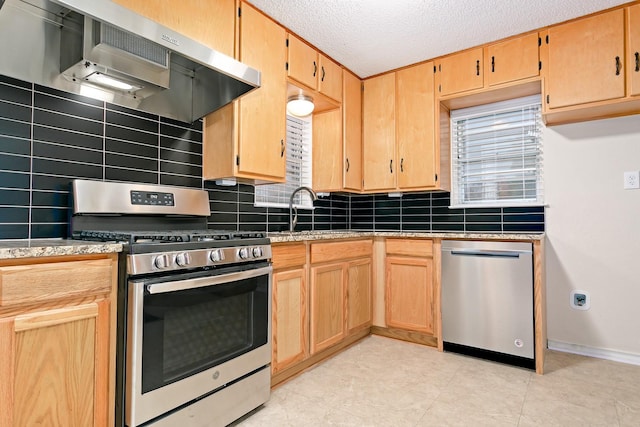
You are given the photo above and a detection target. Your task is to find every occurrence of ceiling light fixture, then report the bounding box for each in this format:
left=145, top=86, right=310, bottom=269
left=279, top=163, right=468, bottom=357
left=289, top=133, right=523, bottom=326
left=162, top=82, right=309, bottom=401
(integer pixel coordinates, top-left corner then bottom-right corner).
left=286, top=94, right=315, bottom=117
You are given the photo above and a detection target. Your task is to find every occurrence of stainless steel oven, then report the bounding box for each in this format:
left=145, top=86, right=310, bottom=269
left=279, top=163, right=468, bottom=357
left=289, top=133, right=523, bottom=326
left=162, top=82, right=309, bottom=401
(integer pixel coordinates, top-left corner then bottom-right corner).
left=70, top=179, right=272, bottom=427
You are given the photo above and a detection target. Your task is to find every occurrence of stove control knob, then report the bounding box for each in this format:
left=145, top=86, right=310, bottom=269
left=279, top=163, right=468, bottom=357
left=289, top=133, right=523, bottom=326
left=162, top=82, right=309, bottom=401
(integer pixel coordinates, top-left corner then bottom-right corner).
left=209, top=249, right=225, bottom=263
left=252, top=247, right=263, bottom=258
left=175, top=252, right=191, bottom=267
left=154, top=254, right=170, bottom=269
left=238, top=247, right=250, bottom=260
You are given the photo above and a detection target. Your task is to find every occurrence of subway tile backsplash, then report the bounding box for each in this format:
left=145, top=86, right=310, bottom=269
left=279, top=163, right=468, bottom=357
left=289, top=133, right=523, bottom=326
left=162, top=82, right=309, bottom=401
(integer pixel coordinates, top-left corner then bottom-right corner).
left=0, top=74, right=544, bottom=239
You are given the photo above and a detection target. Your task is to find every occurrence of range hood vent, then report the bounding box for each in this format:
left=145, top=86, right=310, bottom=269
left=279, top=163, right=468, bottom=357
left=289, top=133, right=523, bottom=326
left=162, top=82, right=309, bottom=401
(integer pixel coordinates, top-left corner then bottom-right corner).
left=0, top=0, right=261, bottom=123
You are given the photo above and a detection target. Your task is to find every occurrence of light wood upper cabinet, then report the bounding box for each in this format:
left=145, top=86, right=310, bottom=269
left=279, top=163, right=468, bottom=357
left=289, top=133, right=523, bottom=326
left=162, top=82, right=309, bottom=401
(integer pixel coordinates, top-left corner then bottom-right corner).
left=396, top=62, right=437, bottom=189
left=112, top=0, right=235, bottom=57
left=486, top=33, right=540, bottom=87
left=363, top=73, right=396, bottom=191
left=287, top=34, right=343, bottom=102
left=545, top=9, right=625, bottom=110
left=312, top=108, right=343, bottom=192
left=436, top=48, right=483, bottom=97
left=0, top=255, right=117, bottom=427
left=627, top=4, right=640, bottom=97
left=203, top=2, right=287, bottom=183
left=343, top=70, right=363, bottom=192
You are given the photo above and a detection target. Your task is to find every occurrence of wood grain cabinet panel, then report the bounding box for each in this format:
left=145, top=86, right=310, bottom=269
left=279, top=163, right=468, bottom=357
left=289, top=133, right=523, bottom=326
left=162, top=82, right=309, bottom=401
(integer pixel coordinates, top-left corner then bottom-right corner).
left=546, top=8, right=625, bottom=109
left=313, top=108, right=343, bottom=192
left=0, top=254, right=116, bottom=427
left=628, top=4, right=640, bottom=97
left=310, top=263, right=346, bottom=354
left=486, top=32, right=540, bottom=87
left=437, top=48, right=484, bottom=97
left=347, top=259, right=372, bottom=334
left=203, top=1, right=287, bottom=183
left=362, top=73, right=396, bottom=191
left=343, top=70, right=363, bottom=191
left=272, top=268, right=307, bottom=374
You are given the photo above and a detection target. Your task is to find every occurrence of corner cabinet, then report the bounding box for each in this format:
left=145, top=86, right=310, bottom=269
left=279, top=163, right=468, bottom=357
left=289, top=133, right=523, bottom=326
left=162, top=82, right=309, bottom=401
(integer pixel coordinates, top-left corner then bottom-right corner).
left=0, top=254, right=117, bottom=427
left=203, top=2, right=287, bottom=183
left=363, top=62, right=446, bottom=192
left=309, top=240, right=372, bottom=354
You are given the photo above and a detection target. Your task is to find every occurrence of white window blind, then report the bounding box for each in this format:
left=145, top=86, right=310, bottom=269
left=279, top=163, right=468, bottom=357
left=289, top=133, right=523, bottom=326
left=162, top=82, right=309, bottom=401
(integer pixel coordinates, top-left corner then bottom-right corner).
left=450, top=95, right=544, bottom=208
left=255, top=115, right=313, bottom=209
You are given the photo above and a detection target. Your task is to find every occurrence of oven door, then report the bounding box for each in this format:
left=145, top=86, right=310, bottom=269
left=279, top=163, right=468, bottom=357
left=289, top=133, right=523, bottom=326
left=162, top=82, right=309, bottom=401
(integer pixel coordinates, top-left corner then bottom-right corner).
left=125, top=264, right=272, bottom=427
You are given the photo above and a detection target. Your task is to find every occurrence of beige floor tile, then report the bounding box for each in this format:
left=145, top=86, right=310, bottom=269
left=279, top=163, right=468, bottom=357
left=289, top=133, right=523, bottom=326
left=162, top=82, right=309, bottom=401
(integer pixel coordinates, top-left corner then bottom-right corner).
left=236, top=336, right=640, bottom=426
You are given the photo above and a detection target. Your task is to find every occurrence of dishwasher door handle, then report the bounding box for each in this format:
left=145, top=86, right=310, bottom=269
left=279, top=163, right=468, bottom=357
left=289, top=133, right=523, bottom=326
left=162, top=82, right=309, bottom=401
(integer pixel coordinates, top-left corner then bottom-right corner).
left=446, top=249, right=523, bottom=258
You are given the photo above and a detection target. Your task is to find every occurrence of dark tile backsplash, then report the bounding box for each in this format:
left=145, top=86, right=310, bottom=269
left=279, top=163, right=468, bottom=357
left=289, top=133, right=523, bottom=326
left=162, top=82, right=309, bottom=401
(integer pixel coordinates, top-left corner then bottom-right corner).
left=0, top=74, right=544, bottom=239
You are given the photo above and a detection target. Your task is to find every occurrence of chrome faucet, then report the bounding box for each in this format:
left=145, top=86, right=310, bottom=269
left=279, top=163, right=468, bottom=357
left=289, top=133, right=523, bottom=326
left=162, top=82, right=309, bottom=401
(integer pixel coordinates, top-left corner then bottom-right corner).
left=289, top=186, right=317, bottom=232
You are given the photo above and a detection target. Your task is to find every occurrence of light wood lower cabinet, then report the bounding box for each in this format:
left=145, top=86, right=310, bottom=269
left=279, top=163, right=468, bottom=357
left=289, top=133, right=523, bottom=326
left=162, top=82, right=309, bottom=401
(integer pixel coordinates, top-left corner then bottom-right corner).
left=384, top=239, right=435, bottom=336
left=0, top=254, right=117, bottom=427
left=271, top=240, right=372, bottom=384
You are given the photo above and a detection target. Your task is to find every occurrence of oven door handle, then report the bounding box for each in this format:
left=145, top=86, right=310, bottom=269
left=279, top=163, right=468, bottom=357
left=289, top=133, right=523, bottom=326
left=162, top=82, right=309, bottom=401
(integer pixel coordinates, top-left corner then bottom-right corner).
left=145, top=265, right=272, bottom=295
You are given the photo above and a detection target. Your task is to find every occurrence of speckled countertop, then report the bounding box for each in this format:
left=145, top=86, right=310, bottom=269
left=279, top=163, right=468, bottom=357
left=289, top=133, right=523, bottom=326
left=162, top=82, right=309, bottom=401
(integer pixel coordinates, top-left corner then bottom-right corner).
left=267, top=231, right=545, bottom=243
left=0, top=232, right=544, bottom=259
left=0, top=239, right=123, bottom=260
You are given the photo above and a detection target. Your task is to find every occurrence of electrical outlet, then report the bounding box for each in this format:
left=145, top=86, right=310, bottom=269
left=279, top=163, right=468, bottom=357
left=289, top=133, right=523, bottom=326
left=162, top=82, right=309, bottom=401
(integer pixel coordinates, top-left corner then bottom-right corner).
left=570, top=290, right=590, bottom=310
left=624, top=171, right=640, bottom=189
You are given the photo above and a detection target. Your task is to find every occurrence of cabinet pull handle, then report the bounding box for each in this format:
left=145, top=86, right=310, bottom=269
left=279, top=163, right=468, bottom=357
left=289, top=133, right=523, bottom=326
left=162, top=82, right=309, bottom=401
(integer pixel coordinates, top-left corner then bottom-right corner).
left=636, top=52, right=639, bottom=72
left=280, top=139, right=284, bottom=157
left=615, top=56, right=621, bottom=76
left=390, top=159, right=393, bottom=173
left=491, top=56, right=495, bottom=72
left=476, top=60, right=480, bottom=76
left=313, top=61, right=317, bottom=77
left=400, top=158, right=404, bottom=172
left=346, top=158, right=350, bottom=172
left=321, top=66, right=326, bottom=81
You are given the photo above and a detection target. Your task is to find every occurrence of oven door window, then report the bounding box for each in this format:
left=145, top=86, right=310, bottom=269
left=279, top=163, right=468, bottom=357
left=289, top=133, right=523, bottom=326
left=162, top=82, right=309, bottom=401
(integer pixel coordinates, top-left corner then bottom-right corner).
left=140, top=273, right=268, bottom=393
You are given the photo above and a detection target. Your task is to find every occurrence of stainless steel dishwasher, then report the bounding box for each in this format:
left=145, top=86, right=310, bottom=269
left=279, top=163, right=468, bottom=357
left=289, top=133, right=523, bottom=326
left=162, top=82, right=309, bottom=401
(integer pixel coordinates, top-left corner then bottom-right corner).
left=441, top=240, right=535, bottom=369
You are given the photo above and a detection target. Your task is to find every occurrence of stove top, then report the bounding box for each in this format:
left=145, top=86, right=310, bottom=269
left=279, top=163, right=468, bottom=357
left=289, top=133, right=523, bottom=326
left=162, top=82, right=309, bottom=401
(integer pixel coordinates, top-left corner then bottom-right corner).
left=72, top=229, right=267, bottom=245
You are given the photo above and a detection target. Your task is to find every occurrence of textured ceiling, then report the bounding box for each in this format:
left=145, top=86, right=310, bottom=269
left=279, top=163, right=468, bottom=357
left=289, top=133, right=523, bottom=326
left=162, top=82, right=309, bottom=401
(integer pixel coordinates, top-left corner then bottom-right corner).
left=247, top=0, right=630, bottom=78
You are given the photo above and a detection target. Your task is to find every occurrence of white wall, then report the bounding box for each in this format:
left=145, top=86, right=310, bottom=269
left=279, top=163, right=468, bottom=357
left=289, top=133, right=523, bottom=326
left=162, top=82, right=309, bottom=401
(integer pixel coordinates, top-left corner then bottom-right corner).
left=544, top=115, right=640, bottom=359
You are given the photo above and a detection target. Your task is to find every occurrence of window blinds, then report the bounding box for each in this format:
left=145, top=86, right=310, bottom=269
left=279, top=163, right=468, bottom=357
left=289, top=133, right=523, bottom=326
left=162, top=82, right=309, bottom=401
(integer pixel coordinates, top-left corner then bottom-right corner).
left=254, top=115, right=313, bottom=209
left=450, top=95, right=544, bottom=207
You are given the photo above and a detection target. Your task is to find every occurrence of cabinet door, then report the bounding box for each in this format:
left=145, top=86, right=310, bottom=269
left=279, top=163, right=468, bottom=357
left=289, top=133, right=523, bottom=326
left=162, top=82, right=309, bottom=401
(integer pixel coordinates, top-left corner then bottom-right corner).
left=237, top=2, right=287, bottom=179
left=272, top=268, right=307, bottom=374
left=487, top=33, right=540, bottom=87
left=437, top=48, right=483, bottom=97
left=312, top=108, right=343, bottom=192
left=546, top=9, right=624, bottom=109
left=343, top=70, right=362, bottom=191
left=396, top=62, right=436, bottom=189
left=385, top=256, right=434, bottom=334
left=287, top=33, right=318, bottom=90
left=310, top=263, right=346, bottom=354
left=318, top=55, right=343, bottom=102
left=112, top=0, right=235, bottom=57
left=363, top=73, right=396, bottom=191
left=347, top=258, right=372, bottom=334
left=1, top=301, right=111, bottom=427
left=628, top=4, right=640, bottom=97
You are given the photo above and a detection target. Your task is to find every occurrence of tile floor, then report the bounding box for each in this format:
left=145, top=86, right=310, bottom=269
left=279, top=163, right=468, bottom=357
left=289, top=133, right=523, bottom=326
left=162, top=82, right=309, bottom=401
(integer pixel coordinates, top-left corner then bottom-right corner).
left=236, top=335, right=640, bottom=426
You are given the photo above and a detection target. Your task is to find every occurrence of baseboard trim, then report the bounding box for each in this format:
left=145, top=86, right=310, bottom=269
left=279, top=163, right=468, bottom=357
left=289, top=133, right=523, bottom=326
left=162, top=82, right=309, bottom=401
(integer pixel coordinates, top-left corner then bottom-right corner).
left=547, top=340, right=640, bottom=366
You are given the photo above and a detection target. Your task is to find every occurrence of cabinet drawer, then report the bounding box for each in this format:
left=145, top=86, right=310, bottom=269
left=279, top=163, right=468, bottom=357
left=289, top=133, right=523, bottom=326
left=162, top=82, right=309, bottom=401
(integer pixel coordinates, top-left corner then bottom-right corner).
left=0, top=258, right=114, bottom=307
left=386, top=239, right=433, bottom=257
left=272, top=243, right=307, bottom=270
left=310, top=240, right=373, bottom=264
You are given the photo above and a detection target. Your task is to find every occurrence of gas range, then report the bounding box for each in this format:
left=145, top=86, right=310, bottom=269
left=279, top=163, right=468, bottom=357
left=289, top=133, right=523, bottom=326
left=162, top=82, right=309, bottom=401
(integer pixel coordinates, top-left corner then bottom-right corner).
left=69, top=180, right=271, bottom=275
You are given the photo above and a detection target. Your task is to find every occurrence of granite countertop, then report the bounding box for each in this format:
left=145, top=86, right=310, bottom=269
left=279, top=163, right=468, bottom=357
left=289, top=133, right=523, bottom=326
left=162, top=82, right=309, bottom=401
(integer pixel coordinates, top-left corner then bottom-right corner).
left=267, top=230, right=545, bottom=243
left=0, top=239, right=123, bottom=260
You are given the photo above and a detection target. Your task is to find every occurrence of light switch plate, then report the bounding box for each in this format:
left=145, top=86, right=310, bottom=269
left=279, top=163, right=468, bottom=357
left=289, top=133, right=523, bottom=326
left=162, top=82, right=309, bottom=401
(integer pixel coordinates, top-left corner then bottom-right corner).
left=623, top=171, right=640, bottom=189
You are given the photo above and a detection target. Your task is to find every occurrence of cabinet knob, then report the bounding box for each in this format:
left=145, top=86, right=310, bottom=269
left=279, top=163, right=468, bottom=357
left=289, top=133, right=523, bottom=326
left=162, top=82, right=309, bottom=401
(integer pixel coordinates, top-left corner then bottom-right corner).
left=280, top=139, right=285, bottom=157
left=615, top=56, right=621, bottom=76
left=321, top=66, right=326, bottom=82
left=400, top=158, right=404, bottom=173
left=635, top=52, right=639, bottom=72
left=390, top=159, right=393, bottom=174
left=476, top=60, right=480, bottom=76
left=346, top=158, right=350, bottom=172
left=491, top=56, right=495, bottom=73
left=313, top=61, right=317, bottom=77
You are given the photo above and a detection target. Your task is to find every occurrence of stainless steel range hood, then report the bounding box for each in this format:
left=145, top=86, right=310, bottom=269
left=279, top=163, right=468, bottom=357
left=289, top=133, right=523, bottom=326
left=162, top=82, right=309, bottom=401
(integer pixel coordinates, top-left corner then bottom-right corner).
left=0, top=0, right=260, bottom=123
